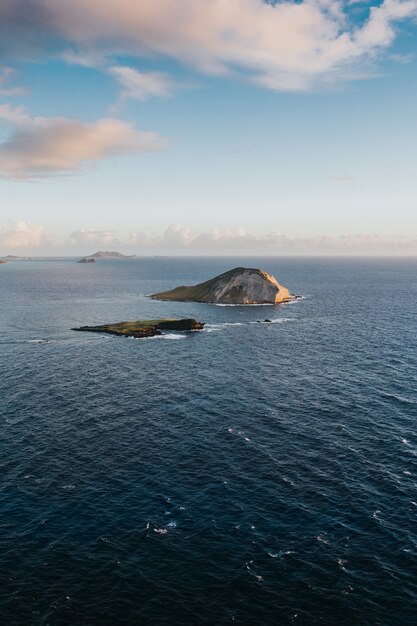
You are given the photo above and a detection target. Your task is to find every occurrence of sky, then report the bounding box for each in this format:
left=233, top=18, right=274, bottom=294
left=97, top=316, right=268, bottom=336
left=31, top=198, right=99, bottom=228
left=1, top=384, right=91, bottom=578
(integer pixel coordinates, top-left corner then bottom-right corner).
left=0, top=0, right=416, bottom=256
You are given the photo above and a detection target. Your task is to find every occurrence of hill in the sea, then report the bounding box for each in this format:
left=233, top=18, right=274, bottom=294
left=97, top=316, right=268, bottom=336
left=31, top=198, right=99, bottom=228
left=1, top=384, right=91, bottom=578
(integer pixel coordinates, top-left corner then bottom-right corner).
left=2, top=255, right=31, bottom=261
left=87, top=251, right=138, bottom=259
left=151, top=267, right=293, bottom=304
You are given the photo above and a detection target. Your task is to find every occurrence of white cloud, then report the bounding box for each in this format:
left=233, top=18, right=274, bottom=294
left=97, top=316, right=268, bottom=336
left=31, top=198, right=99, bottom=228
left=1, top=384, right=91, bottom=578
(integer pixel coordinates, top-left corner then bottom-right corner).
left=0, top=104, right=30, bottom=125
left=69, top=229, right=119, bottom=246
left=0, top=220, right=48, bottom=249
left=120, top=224, right=417, bottom=255
left=0, top=1, right=416, bottom=91
left=162, top=223, right=194, bottom=246
left=0, top=106, right=167, bottom=179
left=0, top=66, right=27, bottom=96
left=2, top=221, right=417, bottom=255
left=49, top=0, right=417, bottom=90
left=109, top=66, right=175, bottom=101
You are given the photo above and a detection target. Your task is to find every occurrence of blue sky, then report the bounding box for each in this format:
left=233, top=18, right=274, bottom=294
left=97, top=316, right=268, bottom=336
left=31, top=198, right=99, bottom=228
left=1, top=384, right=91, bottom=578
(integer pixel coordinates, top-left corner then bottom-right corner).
left=0, top=0, right=416, bottom=255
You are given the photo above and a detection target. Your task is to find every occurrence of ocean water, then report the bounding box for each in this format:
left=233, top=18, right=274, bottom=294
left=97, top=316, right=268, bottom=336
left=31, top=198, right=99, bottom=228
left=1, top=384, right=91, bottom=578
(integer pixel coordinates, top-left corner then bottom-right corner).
left=1, top=256, right=417, bottom=625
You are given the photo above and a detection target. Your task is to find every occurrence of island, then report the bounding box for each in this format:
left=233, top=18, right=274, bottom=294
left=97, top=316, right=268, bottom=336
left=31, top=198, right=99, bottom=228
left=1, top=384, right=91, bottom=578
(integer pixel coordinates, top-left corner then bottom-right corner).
left=151, top=267, right=296, bottom=305
left=72, top=318, right=205, bottom=339
left=1, top=255, right=31, bottom=261
left=78, top=258, right=96, bottom=263
left=0, top=259, right=7, bottom=264
left=86, top=251, right=138, bottom=259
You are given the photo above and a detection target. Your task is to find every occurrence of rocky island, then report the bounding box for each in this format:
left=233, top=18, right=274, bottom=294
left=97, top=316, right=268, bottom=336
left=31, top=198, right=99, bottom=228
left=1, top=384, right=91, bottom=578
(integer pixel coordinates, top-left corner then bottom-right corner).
left=78, top=258, right=96, bottom=264
left=151, top=267, right=294, bottom=305
left=73, top=318, right=204, bottom=339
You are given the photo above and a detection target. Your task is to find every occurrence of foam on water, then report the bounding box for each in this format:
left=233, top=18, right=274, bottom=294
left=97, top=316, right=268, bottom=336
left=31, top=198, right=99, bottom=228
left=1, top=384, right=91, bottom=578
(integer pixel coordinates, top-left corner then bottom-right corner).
left=214, top=302, right=274, bottom=307
left=206, top=317, right=294, bottom=331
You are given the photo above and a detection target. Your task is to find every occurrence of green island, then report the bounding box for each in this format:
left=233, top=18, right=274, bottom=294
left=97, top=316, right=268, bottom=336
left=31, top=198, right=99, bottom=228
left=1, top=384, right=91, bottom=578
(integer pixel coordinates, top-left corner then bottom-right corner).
left=72, top=318, right=205, bottom=339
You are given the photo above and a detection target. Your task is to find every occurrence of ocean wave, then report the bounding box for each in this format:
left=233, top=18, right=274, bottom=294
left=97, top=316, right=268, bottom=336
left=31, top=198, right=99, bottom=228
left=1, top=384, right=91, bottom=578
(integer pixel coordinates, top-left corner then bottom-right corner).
left=380, top=392, right=416, bottom=406
left=212, top=296, right=305, bottom=307
left=206, top=318, right=294, bottom=330
left=268, top=550, right=294, bottom=558
left=27, top=338, right=52, bottom=344
left=127, top=333, right=186, bottom=341
left=249, top=317, right=295, bottom=324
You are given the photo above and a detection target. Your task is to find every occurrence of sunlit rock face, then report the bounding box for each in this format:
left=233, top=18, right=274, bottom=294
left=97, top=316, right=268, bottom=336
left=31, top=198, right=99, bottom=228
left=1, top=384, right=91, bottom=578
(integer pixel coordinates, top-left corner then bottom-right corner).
left=151, top=267, right=291, bottom=304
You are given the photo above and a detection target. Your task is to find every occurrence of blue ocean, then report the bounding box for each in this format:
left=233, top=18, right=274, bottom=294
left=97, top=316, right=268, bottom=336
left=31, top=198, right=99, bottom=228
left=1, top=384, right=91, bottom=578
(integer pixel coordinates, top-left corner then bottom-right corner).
left=1, top=256, right=416, bottom=625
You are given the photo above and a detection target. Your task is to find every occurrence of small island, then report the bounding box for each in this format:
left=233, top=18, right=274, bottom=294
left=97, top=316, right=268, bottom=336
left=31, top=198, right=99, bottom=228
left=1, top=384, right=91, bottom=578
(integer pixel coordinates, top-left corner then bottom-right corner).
left=86, top=251, right=138, bottom=259
left=151, top=267, right=296, bottom=305
left=1, top=255, right=30, bottom=261
left=0, top=259, right=7, bottom=264
left=72, top=318, right=204, bottom=339
left=78, top=258, right=96, bottom=263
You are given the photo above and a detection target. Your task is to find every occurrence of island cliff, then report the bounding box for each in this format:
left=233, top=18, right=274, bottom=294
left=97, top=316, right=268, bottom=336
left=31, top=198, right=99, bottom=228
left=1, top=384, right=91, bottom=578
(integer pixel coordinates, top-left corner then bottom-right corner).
left=151, top=267, right=292, bottom=304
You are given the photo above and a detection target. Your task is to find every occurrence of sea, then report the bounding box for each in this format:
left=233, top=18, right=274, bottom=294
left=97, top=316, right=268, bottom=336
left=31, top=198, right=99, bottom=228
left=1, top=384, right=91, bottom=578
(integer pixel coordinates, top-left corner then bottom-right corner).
left=1, top=256, right=416, bottom=625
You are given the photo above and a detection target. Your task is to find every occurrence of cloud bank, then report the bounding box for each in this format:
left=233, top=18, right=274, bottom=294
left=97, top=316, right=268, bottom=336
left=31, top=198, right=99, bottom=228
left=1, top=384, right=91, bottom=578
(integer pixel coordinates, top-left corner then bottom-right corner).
left=0, top=106, right=166, bottom=178
left=2, top=222, right=415, bottom=256
left=124, top=224, right=417, bottom=255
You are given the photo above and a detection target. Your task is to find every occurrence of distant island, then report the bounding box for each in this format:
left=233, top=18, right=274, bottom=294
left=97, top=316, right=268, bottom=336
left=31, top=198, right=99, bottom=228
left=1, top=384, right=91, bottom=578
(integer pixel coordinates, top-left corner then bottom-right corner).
left=73, top=318, right=204, bottom=339
left=0, top=259, right=7, bottom=264
left=0, top=252, right=136, bottom=262
left=1, top=255, right=31, bottom=261
left=86, top=251, right=138, bottom=259
left=151, top=267, right=296, bottom=304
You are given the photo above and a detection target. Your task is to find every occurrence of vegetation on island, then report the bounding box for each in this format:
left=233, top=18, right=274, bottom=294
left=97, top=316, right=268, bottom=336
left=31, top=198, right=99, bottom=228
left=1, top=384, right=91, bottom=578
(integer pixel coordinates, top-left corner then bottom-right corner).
left=73, top=318, right=204, bottom=339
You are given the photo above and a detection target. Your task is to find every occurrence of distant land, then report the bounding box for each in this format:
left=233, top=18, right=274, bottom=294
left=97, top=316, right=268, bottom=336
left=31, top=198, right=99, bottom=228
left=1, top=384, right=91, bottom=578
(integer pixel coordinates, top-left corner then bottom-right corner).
left=86, top=251, right=138, bottom=259
left=1, top=255, right=31, bottom=261
left=0, top=251, right=138, bottom=262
